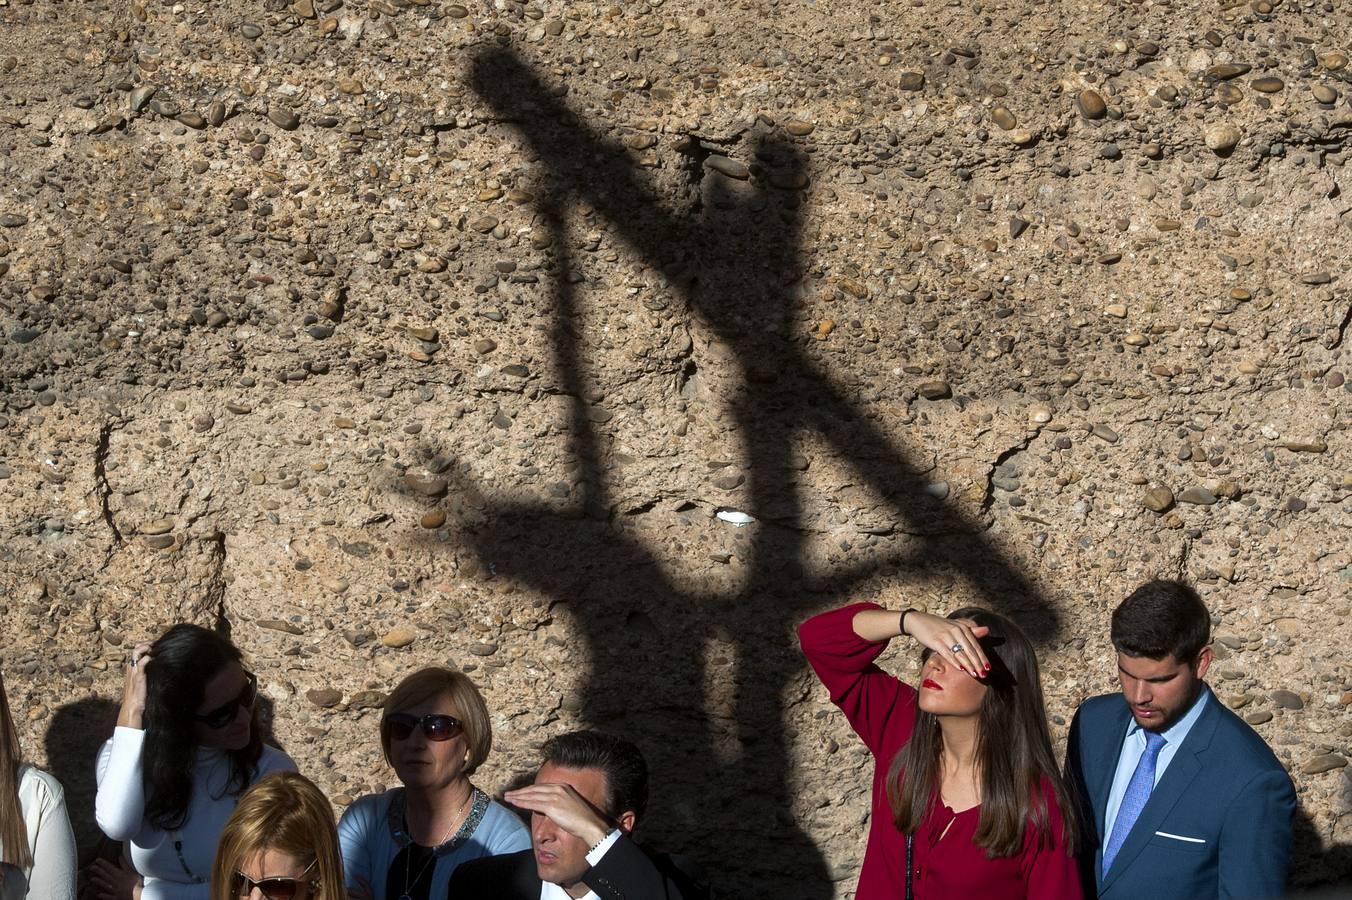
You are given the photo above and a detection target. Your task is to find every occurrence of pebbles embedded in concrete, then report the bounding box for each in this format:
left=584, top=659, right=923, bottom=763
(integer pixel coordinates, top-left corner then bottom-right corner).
left=1, top=4, right=1347, bottom=891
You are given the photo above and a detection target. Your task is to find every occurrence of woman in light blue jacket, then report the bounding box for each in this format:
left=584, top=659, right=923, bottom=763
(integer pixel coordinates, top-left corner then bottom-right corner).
left=338, top=668, right=528, bottom=900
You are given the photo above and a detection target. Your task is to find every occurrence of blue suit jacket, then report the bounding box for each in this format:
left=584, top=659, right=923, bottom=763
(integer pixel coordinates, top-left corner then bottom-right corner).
left=1066, top=687, right=1296, bottom=900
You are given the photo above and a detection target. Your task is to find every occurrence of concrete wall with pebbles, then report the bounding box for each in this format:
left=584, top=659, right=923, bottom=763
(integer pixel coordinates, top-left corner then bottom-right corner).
left=0, top=0, right=1349, bottom=895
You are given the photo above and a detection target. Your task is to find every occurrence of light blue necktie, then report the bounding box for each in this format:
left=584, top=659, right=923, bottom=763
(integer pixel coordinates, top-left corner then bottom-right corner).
left=1102, top=731, right=1167, bottom=874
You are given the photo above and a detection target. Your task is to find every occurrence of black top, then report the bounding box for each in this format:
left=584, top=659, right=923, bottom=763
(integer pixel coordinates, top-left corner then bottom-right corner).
left=385, top=787, right=492, bottom=900
left=387, top=841, right=437, bottom=900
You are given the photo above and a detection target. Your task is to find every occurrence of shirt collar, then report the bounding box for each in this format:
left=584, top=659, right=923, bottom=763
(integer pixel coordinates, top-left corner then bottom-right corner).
left=1126, top=682, right=1210, bottom=745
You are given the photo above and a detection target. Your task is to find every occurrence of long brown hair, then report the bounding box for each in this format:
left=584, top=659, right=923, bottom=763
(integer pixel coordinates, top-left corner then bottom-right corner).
left=886, top=608, right=1078, bottom=858
left=1, top=670, right=33, bottom=870
left=209, top=771, right=344, bottom=900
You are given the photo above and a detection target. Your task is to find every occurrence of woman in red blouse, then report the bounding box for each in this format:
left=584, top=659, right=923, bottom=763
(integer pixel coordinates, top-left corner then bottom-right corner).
left=799, top=602, right=1081, bottom=900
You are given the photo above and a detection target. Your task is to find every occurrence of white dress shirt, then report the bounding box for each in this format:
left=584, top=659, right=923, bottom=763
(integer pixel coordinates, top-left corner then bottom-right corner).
left=1103, top=687, right=1210, bottom=840
left=539, top=830, right=621, bottom=900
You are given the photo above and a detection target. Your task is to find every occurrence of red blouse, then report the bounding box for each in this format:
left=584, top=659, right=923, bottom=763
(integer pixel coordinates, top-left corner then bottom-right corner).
left=799, top=602, right=1082, bottom=900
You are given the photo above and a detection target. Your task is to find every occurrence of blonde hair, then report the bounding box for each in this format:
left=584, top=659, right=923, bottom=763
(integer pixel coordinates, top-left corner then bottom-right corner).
left=210, top=772, right=343, bottom=900
left=379, top=668, right=492, bottom=777
left=1, top=670, right=31, bottom=870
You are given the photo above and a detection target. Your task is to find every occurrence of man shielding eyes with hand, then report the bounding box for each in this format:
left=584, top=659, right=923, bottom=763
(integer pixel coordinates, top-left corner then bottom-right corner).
left=448, top=731, right=708, bottom=900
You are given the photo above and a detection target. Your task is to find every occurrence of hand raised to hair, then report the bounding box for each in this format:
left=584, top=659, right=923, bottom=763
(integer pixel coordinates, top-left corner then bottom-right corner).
left=504, top=783, right=612, bottom=848
left=116, top=643, right=152, bottom=730
left=904, top=612, right=990, bottom=678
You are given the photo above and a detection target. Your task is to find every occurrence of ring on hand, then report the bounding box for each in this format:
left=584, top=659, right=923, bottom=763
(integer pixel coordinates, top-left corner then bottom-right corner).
left=950, top=643, right=964, bottom=654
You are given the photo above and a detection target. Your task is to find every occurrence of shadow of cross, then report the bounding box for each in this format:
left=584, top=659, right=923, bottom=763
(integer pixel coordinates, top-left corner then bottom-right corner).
left=452, top=48, right=1060, bottom=898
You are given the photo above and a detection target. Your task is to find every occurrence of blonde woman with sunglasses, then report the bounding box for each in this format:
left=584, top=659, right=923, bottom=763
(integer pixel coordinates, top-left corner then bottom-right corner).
left=337, top=668, right=528, bottom=900
left=95, top=625, right=296, bottom=900
left=210, top=771, right=341, bottom=900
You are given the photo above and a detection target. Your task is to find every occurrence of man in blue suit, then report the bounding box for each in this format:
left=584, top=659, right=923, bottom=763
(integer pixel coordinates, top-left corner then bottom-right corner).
left=1066, top=579, right=1296, bottom=899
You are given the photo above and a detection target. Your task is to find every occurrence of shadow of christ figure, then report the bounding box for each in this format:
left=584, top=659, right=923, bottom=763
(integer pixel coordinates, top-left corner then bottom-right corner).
left=451, top=48, right=1059, bottom=898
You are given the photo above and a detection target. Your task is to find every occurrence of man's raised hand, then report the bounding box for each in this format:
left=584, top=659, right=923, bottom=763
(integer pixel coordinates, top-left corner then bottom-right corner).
left=505, top=783, right=612, bottom=847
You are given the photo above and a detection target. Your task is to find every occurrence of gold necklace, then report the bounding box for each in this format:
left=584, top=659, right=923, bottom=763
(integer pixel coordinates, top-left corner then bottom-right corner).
left=398, top=787, right=475, bottom=900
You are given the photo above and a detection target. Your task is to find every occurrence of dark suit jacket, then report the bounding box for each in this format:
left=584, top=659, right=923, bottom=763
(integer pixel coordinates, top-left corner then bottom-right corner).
left=1066, top=687, right=1296, bottom=899
left=447, top=838, right=707, bottom=900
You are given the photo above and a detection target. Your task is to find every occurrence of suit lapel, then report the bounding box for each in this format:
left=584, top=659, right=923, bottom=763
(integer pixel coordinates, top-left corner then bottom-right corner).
left=1099, top=690, right=1219, bottom=893
left=522, top=860, right=545, bottom=899
left=508, top=850, right=544, bottom=900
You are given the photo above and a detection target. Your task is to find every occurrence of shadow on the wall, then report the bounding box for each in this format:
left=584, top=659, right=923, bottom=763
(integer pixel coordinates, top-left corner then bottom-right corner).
left=255, top=694, right=286, bottom=758
left=393, top=47, right=1064, bottom=899
left=1289, top=806, right=1352, bottom=895
left=44, top=696, right=118, bottom=852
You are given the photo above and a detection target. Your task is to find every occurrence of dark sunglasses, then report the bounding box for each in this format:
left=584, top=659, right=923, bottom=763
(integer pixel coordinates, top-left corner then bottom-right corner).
left=231, top=859, right=316, bottom=900
left=193, top=671, right=258, bottom=730
left=385, top=712, right=462, bottom=742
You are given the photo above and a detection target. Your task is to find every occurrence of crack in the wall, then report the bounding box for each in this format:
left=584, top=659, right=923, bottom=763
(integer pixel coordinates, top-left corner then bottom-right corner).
left=94, top=419, right=124, bottom=546
left=1175, top=536, right=1192, bottom=580
left=1329, top=301, right=1351, bottom=349
left=677, top=137, right=712, bottom=217
left=202, top=530, right=231, bottom=635
left=979, top=427, right=1043, bottom=515
left=174, top=451, right=204, bottom=515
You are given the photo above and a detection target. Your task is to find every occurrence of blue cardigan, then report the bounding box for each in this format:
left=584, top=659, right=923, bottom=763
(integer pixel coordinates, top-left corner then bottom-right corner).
left=337, top=787, right=530, bottom=899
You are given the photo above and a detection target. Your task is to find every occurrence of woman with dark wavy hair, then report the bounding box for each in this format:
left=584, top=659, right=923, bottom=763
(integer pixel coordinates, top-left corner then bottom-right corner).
left=800, top=601, right=1080, bottom=899
left=95, top=625, right=296, bottom=900
left=1, top=669, right=77, bottom=900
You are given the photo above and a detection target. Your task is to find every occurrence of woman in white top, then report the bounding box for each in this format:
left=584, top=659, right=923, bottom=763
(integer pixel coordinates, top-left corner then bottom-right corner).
left=95, top=625, right=296, bottom=900
left=337, top=667, right=529, bottom=900
left=1, top=670, right=77, bottom=900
